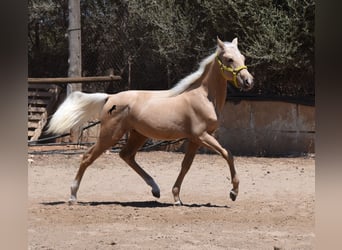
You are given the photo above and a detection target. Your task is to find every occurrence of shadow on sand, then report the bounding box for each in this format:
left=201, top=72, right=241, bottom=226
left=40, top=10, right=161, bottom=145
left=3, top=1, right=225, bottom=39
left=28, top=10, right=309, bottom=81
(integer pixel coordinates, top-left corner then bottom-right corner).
left=41, top=200, right=230, bottom=208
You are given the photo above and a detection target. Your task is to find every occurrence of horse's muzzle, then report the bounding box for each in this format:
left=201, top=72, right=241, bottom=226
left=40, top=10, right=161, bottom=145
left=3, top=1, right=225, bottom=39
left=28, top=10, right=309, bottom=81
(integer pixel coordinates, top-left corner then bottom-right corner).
left=241, top=77, right=254, bottom=91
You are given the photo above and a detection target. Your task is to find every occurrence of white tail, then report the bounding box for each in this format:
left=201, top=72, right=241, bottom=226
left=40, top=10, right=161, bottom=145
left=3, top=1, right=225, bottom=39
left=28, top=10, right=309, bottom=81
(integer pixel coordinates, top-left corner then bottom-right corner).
left=47, top=91, right=108, bottom=134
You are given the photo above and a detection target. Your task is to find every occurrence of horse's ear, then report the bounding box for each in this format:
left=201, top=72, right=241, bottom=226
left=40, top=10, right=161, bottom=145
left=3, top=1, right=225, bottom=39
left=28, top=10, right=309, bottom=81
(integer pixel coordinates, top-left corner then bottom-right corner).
left=217, top=36, right=225, bottom=51
left=232, top=37, right=238, bottom=46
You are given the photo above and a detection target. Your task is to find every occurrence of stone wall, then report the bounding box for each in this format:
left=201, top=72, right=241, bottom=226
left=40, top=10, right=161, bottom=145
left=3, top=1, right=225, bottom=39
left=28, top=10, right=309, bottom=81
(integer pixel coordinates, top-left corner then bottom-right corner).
left=216, top=100, right=315, bottom=156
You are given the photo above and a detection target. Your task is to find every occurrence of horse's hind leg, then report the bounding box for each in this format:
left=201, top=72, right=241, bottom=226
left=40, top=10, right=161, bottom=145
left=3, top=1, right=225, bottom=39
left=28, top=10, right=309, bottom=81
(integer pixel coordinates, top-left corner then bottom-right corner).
left=69, top=128, right=125, bottom=204
left=119, top=130, right=160, bottom=198
left=172, top=141, right=199, bottom=205
left=197, top=132, right=239, bottom=201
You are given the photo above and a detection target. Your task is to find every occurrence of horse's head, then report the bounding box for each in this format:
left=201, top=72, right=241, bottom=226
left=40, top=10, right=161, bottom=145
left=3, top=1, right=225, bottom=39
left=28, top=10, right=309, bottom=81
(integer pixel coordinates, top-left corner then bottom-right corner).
left=216, top=37, right=254, bottom=91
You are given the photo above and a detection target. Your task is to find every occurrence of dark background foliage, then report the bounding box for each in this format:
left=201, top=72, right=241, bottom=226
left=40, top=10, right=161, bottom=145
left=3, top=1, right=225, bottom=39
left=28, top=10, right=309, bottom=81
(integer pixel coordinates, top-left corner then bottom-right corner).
left=28, top=0, right=314, bottom=101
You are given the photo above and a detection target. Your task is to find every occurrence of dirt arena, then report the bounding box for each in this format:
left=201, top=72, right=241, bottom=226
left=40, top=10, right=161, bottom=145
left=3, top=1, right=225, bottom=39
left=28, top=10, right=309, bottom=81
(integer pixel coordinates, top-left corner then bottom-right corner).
left=28, top=149, right=314, bottom=249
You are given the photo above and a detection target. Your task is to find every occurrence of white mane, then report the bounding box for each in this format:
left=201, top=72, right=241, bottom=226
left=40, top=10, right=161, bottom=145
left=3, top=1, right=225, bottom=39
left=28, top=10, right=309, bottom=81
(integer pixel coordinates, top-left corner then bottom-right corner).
left=167, top=50, right=218, bottom=96
left=165, top=41, right=238, bottom=97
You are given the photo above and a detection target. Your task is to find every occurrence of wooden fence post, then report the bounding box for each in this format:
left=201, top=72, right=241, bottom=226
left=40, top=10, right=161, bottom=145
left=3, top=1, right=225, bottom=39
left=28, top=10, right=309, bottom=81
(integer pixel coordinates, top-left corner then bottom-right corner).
left=67, top=0, right=82, bottom=142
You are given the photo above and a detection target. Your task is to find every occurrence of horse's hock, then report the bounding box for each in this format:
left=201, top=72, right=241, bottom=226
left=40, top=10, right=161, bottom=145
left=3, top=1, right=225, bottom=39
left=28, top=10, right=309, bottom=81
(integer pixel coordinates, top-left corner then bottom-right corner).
left=217, top=100, right=315, bottom=156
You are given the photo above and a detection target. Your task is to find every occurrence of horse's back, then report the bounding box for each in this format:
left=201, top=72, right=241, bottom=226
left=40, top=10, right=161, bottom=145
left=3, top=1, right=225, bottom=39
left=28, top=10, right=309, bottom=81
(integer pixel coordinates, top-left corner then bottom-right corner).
left=101, top=90, right=188, bottom=139
left=100, top=88, right=218, bottom=140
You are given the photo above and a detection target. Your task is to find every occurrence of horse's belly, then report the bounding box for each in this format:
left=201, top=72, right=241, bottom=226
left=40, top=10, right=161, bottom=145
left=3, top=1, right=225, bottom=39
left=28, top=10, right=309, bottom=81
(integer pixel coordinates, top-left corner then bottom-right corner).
left=129, top=104, right=190, bottom=140
left=132, top=116, right=188, bottom=140
left=126, top=95, right=210, bottom=140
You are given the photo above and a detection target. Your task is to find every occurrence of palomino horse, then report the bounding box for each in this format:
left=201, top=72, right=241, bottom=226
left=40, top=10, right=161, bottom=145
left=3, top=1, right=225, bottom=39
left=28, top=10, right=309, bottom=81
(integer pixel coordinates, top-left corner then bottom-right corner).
left=48, top=37, right=254, bottom=205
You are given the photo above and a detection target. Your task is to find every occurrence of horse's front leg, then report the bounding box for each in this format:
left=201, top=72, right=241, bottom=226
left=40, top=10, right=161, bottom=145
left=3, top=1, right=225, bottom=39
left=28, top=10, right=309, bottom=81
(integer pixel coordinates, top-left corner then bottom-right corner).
left=197, top=132, right=239, bottom=201
left=172, top=141, right=199, bottom=205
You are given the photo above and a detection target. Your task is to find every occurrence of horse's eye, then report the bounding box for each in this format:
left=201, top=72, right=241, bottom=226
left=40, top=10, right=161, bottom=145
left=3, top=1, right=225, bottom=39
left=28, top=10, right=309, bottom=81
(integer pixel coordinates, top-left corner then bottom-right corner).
left=227, top=58, right=234, bottom=63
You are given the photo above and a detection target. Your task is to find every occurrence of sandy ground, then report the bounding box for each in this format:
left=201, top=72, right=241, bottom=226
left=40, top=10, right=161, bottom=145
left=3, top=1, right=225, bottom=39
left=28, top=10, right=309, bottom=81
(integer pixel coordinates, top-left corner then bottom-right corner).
left=28, top=149, right=314, bottom=250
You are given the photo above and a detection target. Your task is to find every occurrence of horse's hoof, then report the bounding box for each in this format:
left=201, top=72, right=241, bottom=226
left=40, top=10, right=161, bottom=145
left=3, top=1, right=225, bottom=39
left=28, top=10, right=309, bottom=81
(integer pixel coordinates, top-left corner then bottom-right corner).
left=68, top=200, right=77, bottom=205
left=174, top=200, right=183, bottom=206
left=68, top=197, right=77, bottom=205
left=230, top=190, right=237, bottom=201
left=152, top=189, right=160, bottom=198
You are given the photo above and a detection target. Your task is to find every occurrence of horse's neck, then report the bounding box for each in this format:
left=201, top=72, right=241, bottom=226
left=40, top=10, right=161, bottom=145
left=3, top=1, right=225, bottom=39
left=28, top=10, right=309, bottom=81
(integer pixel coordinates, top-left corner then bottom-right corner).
left=202, top=61, right=227, bottom=114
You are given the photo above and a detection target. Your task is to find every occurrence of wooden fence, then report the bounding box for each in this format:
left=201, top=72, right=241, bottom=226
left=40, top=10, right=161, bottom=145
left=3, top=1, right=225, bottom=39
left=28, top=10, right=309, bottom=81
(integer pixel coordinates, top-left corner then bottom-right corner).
left=28, top=75, right=121, bottom=141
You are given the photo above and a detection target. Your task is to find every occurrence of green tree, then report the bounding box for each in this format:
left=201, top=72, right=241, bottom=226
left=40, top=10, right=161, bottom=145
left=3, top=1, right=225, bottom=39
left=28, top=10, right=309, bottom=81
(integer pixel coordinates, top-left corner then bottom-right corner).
left=28, top=0, right=68, bottom=77
left=28, top=0, right=315, bottom=99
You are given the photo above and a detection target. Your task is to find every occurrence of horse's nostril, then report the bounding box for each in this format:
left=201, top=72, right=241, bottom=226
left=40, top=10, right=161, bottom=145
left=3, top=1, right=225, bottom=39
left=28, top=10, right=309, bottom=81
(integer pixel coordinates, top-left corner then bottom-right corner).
left=243, top=79, right=254, bottom=89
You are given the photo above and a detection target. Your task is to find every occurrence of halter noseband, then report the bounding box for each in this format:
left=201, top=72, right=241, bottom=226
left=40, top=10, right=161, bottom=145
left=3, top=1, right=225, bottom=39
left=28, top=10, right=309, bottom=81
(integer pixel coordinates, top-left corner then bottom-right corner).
left=216, top=54, right=247, bottom=89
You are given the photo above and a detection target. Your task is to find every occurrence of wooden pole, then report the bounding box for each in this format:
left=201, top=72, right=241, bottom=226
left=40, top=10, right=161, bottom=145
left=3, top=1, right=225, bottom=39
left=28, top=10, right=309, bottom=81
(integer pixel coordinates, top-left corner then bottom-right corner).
left=28, top=75, right=121, bottom=84
left=67, top=0, right=82, bottom=142
left=67, top=0, right=82, bottom=94
left=128, top=56, right=132, bottom=90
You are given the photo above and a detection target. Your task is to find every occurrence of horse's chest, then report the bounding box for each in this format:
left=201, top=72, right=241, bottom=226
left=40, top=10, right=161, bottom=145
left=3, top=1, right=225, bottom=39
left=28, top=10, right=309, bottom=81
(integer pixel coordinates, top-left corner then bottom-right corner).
left=188, top=103, right=219, bottom=134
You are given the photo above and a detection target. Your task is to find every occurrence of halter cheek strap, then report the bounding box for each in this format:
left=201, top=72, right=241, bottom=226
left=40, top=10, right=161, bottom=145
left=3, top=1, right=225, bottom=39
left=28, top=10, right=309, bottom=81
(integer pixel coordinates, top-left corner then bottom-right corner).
left=216, top=55, right=247, bottom=89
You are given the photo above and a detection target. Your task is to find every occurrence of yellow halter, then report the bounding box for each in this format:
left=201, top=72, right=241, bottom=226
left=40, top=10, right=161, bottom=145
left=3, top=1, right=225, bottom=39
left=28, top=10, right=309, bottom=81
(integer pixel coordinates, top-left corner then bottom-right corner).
left=216, top=54, right=247, bottom=89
